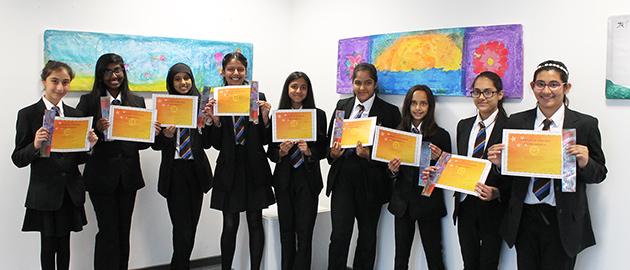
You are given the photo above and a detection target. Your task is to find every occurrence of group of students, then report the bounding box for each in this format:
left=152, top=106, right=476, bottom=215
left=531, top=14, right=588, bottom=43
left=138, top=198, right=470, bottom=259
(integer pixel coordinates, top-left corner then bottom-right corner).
left=13, top=52, right=606, bottom=270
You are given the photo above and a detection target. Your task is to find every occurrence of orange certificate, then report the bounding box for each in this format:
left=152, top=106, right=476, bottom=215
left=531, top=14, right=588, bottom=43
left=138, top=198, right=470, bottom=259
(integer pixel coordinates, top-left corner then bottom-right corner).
left=153, top=94, right=198, bottom=128
left=501, top=129, right=563, bottom=178
left=372, top=126, right=422, bottom=166
left=213, top=85, right=251, bottom=116
left=435, top=155, right=492, bottom=195
left=50, top=117, right=93, bottom=152
left=338, top=117, right=377, bottom=148
left=108, top=105, right=157, bottom=143
left=272, top=109, right=316, bottom=142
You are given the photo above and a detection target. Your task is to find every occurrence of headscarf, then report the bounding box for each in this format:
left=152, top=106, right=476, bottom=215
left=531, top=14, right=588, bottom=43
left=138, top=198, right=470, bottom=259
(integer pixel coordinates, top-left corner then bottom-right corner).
left=166, top=63, right=200, bottom=97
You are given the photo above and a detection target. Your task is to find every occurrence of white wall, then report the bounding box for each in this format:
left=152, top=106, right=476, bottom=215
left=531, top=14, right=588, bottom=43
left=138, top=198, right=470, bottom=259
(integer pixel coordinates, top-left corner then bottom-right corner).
left=1, top=0, right=628, bottom=269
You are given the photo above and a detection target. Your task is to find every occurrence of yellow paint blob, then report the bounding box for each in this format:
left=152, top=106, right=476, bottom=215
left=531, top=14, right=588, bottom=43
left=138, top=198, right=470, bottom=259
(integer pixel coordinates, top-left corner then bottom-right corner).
left=374, top=35, right=462, bottom=72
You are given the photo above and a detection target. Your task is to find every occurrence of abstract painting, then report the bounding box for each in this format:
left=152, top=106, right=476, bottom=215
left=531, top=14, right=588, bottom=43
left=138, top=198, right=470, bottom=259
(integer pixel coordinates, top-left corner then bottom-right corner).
left=336, top=24, right=523, bottom=98
left=44, top=30, right=253, bottom=92
left=606, top=15, right=630, bottom=99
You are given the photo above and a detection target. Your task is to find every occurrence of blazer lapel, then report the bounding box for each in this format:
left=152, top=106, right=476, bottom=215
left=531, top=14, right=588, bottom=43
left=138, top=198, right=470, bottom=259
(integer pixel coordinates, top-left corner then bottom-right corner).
left=562, top=107, right=579, bottom=129
left=458, top=117, right=474, bottom=156
left=342, top=98, right=355, bottom=119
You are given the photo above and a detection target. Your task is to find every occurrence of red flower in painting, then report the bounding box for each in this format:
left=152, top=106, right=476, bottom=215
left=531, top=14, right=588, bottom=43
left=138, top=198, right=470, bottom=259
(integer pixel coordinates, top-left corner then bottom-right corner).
left=346, top=51, right=363, bottom=76
left=472, top=41, right=509, bottom=77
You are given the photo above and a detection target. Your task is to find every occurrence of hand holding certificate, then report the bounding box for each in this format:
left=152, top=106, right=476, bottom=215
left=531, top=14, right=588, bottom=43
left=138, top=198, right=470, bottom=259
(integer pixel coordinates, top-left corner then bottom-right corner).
left=272, top=109, right=316, bottom=142
left=371, top=126, right=422, bottom=166
left=153, top=94, right=198, bottom=128
left=51, top=117, right=94, bottom=152
left=107, top=105, right=157, bottom=143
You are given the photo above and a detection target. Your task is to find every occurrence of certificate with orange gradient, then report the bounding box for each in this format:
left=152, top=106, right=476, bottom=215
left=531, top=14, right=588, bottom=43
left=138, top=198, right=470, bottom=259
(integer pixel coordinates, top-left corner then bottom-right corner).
left=338, top=117, right=377, bottom=148
left=435, top=155, right=492, bottom=195
left=153, top=94, right=198, bottom=128
left=501, top=129, right=563, bottom=178
left=272, top=109, right=316, bottom=142
left=50, top=117, right=93, bottom=152
left=108, top=105, right=157, bottom=143
left=213, top=85, right=250, bottom=116
left=372, top=126, right=422, bottom=166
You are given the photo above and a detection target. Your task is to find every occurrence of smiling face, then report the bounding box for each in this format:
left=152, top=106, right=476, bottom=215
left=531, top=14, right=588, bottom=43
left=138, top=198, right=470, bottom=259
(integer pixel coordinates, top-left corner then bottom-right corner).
left=288, top=78, right=308, bottom=108
left=531, top=70, right=571, bottom=117
left=173, top=72, right=192, bottom=94
left=473, top=77, right=503, bottom=120
left=353, top=70, right=376, bottom=103
left=42, top=69, right=72, bottom=105
left=103, top=62, right=125, bottom=91
left=222, top=59, right=247, bottom=86
left=410, top=90, right=429, bottom=126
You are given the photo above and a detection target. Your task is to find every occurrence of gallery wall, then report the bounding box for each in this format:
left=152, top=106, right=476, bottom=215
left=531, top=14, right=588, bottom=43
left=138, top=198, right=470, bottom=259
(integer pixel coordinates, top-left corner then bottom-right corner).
left=1, top=0, right=629, bottom=269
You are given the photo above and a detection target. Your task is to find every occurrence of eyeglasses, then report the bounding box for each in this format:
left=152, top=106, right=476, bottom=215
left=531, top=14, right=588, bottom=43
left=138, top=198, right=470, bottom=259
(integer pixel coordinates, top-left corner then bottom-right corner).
left=533, top=81, right=566, bottom=91
left=471, top=90, right=497, bottom=98
left=104, top=68, right=123, bottom=77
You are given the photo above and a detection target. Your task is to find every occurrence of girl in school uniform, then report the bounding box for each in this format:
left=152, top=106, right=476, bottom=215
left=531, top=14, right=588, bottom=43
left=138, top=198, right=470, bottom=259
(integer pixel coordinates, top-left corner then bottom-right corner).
left=487, top=60, right=607, bottom=270
left=453, top=71, right=508, bottom=270
left=387, top=85, right=450, bottom=270
left=76, top=53, right=159, bottom=270
left=152, top=63, right=213, bottom=269
left=204, top=52, right=274, bottom=270
left=327, top=63, right=401, bottom=270
left=12, top=60, right=98, bottom=270
left=267, top=71, right=327, bottom=270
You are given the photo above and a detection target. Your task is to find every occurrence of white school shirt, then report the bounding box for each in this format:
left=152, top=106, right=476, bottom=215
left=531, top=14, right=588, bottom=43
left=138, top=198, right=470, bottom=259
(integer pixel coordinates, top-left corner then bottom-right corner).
left=42, top=97, right=65, bottom=117
left=460, top=109, right=499, bottom=202
left=351, top=95, right=375, bottom=119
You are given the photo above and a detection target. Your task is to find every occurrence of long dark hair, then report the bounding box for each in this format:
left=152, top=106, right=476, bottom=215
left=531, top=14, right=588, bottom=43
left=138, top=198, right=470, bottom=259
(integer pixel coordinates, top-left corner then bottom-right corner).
left=221, top=52, right=249, bottom=86
left=351, top=63, right=379, bottom=94
left=166, top=63, right=200, bottom=97
left=278, top=71, right=315, bottom=109
left=471, top=71, right=507, bottom=117
left=399, top=85, right=439, bottom=137
left=89, top=53, right=140, bottom=107
left=533, top=60, right=570, bottom=107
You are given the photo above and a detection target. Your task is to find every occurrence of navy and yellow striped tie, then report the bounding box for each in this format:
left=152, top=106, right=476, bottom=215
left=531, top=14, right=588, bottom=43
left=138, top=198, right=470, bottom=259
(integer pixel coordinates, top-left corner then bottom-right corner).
left=235, top=116, right=246, bottom=145
left=179, top=128, right=192, bottom=159
left=472, top=122, right=486, bottom=158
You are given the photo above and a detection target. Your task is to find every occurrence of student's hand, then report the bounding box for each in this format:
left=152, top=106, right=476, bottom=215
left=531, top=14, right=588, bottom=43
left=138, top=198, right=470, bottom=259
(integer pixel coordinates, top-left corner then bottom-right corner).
left=154, top=121, right=162, bottom=136
left=567, top=144, right=589, bottom=168
left=87, top=129, right=99, bottom=148
left=388, top=157, right=401, bottom=173
left=278, top=140, right=293, bottom=158
left=330, top=141, right=345, bottom=159
left=96, top=118, right=110, bottom=133
left=296, top=140, right=311, bottom=156
left=203, top=99, right=220, bottom=126
left=475, top=182, right=500, bottom=201
left=356, top=141, right=370, bottom=159
left=429, top=143, right=443, bottom=160
left=487, top=144, right=504, bottom=167
left=162, top=126, right=176, bottom=138
left=258, top=100, right=272, bottom=126
left=421, top=166, right=438, bottom=181
left=33, top=127, right=50, bottom=150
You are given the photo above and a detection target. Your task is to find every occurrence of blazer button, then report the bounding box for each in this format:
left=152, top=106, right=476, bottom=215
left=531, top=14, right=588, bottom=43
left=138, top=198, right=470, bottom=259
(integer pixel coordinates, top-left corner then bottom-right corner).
left=62, top=173, right=66, bottom=177
left=555, top=186, right=560, bottom=190
left=558, top=209, right=563, bottom=214
left=60, top=156, right=65, bottom=160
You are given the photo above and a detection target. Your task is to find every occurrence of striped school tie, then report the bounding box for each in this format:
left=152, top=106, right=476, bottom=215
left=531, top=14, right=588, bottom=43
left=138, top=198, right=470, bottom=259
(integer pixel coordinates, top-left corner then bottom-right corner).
left=533, top=118, right=553, bottom=200
left=290, top=145, right=303, bottom=168
left=179, top=128, right=192, bottom=159
left=472, top=122, right=486, bottom=158
left=235, top=116, right=246, bottom=145
left=52, top=106, right=60, bottom=116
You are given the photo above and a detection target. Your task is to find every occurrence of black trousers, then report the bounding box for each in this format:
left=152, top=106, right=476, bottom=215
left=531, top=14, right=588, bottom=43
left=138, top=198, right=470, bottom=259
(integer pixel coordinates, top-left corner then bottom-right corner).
left=90, top=182, right=137, bottom=270
left=457, top=197, right=503, bottom=270
left=394, top=211, right=445, bottom=270
left=167, top=160, right=204, bottom=270
left=515, top=204, right=576, bottom=270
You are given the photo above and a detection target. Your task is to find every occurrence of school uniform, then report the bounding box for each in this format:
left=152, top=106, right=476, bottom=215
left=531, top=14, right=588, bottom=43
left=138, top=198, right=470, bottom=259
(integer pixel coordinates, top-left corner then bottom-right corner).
left=76, top=92, right=149, bottom=270
left=326, top=95, right=401, bottom=270
left=267, top=108, right=327, bottom=270
left=388, top=127, right=451, bottom=270
left=453, top=110, right=508, bottom=270
left=499, top=106, right=607, bottom=270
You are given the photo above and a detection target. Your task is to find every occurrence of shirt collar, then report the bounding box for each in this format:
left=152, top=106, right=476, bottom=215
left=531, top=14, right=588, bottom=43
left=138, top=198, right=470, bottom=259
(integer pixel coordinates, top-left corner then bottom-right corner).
left=536, top=104, right=565, bottom=129
left=107, top=90, right=122, bottom=103
left=410, top=122, right=423, bottom=134
left=42, top=97, right=64, bottom=116
left=354, top=94, right=375, bottom=113
left=475, top=109, right=499, bottom=128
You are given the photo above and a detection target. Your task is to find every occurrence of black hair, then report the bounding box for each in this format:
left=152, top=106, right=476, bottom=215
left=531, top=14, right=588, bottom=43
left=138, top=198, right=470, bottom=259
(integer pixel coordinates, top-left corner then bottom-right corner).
left=351, top=63, right=379, bottom=95
left=471, top=71, right=507, bottom=117
left=88, top=53, right=140, bottom=107
left=278, top=71, right=316, bottom=109
left=533, top=60, right=570, bottom=107
left=399, top=85, right=439, bottom=137
left=166, top=63, right=200, bottom=97
left=41, top=60, right=75, bottom=81
left=221, top=52, right=249, bottom=86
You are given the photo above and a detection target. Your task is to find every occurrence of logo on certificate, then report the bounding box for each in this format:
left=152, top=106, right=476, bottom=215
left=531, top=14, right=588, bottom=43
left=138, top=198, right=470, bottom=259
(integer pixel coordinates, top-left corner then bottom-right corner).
left=529, top=145, right=540, bottom=156
left=232, top=94, right=239, bottom=101
left=129, top=118, right=136, bottom=125
left=457, top=167, right=466, bottom=174
left=63, top=129, right=72, bottom=136
left=171, top=106, right=178, bottom=112
left=291, top=120, right=298, bottom=127
left=392, top=141, right=400, bottom=149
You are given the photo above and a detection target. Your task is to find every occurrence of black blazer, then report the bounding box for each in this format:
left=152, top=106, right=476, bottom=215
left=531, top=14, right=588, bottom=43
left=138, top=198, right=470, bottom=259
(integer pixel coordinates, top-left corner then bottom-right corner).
left=152, top=125, right=213, bottom=198
left=12, top=99, right=88, bottom=211
left=76, top=93, right=149, bottom=193
left=387, top=127, right=451, bottom=220
left=499, top=107, right=607, bottom=257
left=211, top=93, right=272, bottom=192
left=326, top=96, right=402, bottom=204
left=452, top=112, right=509, bottom=224
left=268, top=108, right=327, bottom=195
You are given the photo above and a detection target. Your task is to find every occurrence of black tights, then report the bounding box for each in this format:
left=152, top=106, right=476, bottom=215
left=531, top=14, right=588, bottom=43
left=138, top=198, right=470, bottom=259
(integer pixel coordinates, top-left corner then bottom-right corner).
left=221, top=210, right=264, bottom=270
left=41, top=233, right=70, bottom=270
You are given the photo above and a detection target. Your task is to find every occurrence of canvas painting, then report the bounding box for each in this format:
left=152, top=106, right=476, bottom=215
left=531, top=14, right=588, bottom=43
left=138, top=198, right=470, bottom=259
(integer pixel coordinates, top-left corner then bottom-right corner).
left=606, top=15, right=630, bottom=99
left=44, top=30, right=253, bottom=92
left=337, top=24, right=523, bottom=98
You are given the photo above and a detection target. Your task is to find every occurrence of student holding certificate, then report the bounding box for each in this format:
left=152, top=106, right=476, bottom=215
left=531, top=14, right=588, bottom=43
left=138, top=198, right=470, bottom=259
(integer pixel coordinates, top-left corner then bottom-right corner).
left=487, top=60, right=607, bottom=269
left=204, top=52, right=274, bottom=270
left=267, top=72, right=327, bottom=270
left=12, top=61, right=98, bottom=270
left=76, top=53, right=159, bottom=270
left=387, top=85, right=451, bottom=270
left=453, top=71, right=508, bottom=270
left=152, top=63, right=213, bottom=269
left=327, top=63, right=401, bottom=270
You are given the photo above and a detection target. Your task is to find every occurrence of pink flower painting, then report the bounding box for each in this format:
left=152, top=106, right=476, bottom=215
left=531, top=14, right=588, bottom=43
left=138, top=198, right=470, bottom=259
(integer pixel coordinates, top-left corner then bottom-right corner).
left=472, top=41, right=509, bottom=77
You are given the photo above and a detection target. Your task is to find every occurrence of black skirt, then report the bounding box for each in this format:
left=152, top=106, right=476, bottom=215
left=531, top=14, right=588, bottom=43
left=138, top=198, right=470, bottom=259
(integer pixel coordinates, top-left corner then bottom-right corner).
left=22, top=191, right=87, bottom=237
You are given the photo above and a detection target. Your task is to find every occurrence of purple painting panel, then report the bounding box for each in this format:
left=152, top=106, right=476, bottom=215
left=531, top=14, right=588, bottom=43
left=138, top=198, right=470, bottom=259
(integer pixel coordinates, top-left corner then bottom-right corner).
left=463, top=24, right=523, bottom=98
left=337, top=37, right=371, bottom=94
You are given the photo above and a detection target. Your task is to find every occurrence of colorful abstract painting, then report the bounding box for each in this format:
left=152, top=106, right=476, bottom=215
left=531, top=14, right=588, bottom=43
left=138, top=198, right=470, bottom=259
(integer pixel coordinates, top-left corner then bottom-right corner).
left=337, top=24, right=523, bottom=98
left=44, top=30, right=253, bottom=92
left=606, top=15, right=630, bottom=99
